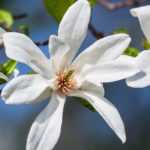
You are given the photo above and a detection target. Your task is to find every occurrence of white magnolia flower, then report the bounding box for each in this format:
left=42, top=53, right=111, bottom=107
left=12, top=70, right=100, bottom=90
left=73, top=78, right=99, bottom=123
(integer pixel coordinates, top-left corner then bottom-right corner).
left=125, top=5, right=150, bottom=88
left=1, top=0, right=138, bottom=149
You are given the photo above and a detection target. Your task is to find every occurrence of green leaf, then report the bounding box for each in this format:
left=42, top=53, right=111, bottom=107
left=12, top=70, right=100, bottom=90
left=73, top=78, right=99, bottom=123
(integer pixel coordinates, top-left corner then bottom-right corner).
left=79, top=98, right=96, bottom=112
left=0, top=9, right=13, bottom=28
left=0, top=60, right=17, bottom=76
left=124, top=47, right=140, bottom=57
left=143, top=39, right=150, bottom=50
left=113, top=28, right=128, bottom=34
left=44, top=0, right=96, bottom=22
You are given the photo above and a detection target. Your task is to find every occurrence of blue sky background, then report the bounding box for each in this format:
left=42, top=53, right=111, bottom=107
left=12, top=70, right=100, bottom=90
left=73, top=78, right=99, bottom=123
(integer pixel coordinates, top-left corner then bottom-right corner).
left=0, top=0, right=150, bottom=150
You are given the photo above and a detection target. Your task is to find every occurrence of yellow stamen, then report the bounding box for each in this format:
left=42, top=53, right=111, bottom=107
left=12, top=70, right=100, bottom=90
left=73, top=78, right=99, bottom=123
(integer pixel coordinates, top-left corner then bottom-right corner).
left=55, top=70, right=76, bottom=95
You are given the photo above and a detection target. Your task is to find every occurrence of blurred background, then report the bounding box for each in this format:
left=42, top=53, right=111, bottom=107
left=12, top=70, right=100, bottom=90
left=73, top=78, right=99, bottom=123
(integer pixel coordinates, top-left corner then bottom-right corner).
left=0, top=0, right=150, bottom=150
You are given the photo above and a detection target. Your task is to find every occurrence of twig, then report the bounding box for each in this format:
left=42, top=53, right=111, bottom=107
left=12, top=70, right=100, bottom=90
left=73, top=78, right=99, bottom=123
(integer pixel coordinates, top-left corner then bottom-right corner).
left=97, top=0, right=145, bottom=11
left=35, top=40, right=49, bottom=46
left=88, top=23, right=104, bottom=39
left=13, top=13, right=28, bottom=20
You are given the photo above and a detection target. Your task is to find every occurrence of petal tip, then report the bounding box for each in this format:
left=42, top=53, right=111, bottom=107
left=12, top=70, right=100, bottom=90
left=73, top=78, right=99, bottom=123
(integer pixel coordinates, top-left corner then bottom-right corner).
left=1, top=91, right=6, bottom=101
left=114, top=33, right=131, bottom=40
left=130, top=8, right=137, bottom=17
left=122, top=34, right=131, bottom=45
left=121, top=134, right=127, bottom=144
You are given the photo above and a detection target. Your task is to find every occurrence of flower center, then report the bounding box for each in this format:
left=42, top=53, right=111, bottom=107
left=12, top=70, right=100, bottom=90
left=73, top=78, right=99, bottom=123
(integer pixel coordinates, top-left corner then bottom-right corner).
left=55, top=70, right=76, bottom=96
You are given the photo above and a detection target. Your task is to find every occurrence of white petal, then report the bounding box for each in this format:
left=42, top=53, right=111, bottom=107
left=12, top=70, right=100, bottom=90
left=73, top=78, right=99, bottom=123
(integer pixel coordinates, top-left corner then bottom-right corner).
left=135, top=50, right=150, bottom=72
left=126, top=71, right=150, bottom=88
left=71, top=90, right=126, bottom=143
left=0, top=72, right=8, bottom=81
left=78, top=80, right=105, bottom=97
left=81, top=55, right=139, bottom=83
left=3, top=32, right=52, bottom=79
left=1, top=74, right=51, bottom=104
left=49, top=35, right=70, bottom=73
left=126, top=50, right=150, bottom=88
left=8, top=69, right=20, bottom=81
left=72, top=34, right=131, bottom=70
left=130, top=6, right=150, bottom=41
left=27, top=93, right=65, bottom=150
left=58, top=0, right=91, bottom=63
left=13, top=69, right=20, bottom=78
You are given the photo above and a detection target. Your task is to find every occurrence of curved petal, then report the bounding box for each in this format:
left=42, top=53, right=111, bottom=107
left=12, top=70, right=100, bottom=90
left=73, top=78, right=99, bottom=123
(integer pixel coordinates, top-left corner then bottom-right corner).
left=126, top=50, right=150, bottom=88
left=126, top=71, right=150, bottom=88
left=71, top=90, right=126, bottom=143
left=135, top=50, right=150, bottom=72
left=13, top=69, right=20, bottom=78
left=58, top=0, right=91, bottom=64
left=78, top=80, right=105, bottom=97
left=1, top=74, right=51, bottom=104
left=81, top=55, right=139, bottom=83
left=27, top=93, right=65, bottom=150
left=49, top=35, right=70, bottom=73
left=72, top=34, right=131, bottom=70
left=130, top=6, right=150, bottom=41
left=3, top=32, right=52, bottom=79
left=0, top=72, right=8, bottom=81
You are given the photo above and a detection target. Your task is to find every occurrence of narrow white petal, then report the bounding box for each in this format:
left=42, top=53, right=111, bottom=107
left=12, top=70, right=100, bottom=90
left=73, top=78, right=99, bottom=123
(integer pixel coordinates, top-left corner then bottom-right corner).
left=8, top=69, right=20, bottom=81
left=126, top=71, right=150, bottom=88
left=126, top=50, right=150, bottom=88
left=0, top=72, right=8, bottom=81
left=58, top=0, right=91, bottom=63
left=1, top=74, right=51, bottom=104
left=71, top=90, right=126, bottom=143
left=78, top=80, right=105, bottom=97
left=135, top=50, right=150, bottom=72
left=3, top=32, right=52, bottom=79
left=130, top=6, right=150, bottom=41
left=13, top=69, right=20, bottom=78
left=72, top=34, right=131, bottom=70
left=27, top=93, right=65, bottom=150
left=81, top=55, right=139, bottom=83
left=49, top=35, right=70, bottom=73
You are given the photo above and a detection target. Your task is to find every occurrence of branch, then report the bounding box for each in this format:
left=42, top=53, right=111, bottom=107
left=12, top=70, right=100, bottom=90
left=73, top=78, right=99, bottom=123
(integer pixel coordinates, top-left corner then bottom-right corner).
left=97, top=0, right=145, bottom=11
left=35, top=40, right=49, bottom=46
left=13, top=13, right=28, bottom=20
left=88, top=23, right=104, bottom=39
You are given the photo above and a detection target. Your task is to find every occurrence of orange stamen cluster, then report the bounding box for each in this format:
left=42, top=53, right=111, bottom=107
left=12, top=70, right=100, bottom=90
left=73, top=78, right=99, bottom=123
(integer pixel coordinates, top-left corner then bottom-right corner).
left=56, top=70, right=76, bottom=95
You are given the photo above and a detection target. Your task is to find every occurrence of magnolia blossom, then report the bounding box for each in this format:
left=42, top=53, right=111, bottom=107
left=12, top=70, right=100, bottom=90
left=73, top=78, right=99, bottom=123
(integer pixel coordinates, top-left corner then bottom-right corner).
left=125, top=5, right=150, bottom=88
left=1, top=0, right=139, bottom=149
